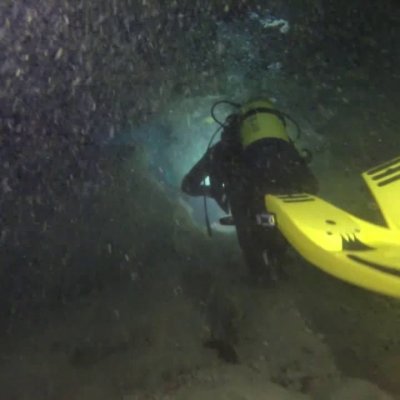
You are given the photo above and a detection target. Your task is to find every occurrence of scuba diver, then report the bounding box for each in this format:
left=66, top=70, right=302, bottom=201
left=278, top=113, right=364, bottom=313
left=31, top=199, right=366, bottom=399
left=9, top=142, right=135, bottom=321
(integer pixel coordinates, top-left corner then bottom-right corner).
left=181, top=99, right=319, bottom=282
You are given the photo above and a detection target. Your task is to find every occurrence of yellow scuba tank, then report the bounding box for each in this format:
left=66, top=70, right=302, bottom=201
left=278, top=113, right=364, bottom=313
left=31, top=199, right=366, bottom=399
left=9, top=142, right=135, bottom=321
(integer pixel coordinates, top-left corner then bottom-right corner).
left=239, top=99, right=290, bottom=148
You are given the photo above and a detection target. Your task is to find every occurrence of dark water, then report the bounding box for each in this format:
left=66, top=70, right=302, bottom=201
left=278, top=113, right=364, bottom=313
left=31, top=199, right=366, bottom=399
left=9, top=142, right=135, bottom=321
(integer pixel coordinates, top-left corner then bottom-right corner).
left=1, top=1, right=400, bottom=399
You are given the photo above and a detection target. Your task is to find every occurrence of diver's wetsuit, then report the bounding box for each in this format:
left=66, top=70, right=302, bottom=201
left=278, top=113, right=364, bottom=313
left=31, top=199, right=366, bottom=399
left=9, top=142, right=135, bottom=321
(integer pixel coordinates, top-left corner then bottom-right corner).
left=181, top=118, right=318, bottom=279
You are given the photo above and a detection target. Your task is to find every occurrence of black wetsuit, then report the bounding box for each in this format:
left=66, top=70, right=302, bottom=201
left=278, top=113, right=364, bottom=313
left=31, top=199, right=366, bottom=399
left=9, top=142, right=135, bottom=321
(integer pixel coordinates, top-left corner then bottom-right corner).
left=181, top=120, right=318, bottom=278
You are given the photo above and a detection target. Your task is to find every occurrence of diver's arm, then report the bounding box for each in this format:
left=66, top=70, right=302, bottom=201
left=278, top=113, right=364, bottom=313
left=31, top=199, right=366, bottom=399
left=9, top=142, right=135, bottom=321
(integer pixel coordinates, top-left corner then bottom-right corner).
left=181, top=150, right=212, bottom=197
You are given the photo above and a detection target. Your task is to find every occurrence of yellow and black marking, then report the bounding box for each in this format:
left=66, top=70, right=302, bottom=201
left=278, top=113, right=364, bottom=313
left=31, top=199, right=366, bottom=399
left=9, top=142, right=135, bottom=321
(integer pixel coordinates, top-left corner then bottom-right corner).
left=363, top=156, right=400, bottom=230
left=347, top=255, right=400, bottom=278
left=277, top=194, right=315, bottom=203
left=265, top=185, right=400, bottom=299
left=241, top=107, right=287, bottom=127
left=341, top=236, right=373, bottom=251
left=239, top=100, right=290, bottom=147
left=365, top=156, right=400, bottom=186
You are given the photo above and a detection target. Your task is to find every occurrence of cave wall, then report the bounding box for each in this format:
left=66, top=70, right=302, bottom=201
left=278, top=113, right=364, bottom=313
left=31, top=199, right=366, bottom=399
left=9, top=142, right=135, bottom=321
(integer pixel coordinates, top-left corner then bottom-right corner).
left=1, top=0, right=399, bottom=326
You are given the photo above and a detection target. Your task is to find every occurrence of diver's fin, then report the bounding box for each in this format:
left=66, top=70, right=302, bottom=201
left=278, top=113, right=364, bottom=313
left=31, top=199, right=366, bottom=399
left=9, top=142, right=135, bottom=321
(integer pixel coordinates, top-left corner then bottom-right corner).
left=265, top=193, right=400, bottom=298
left=362, top=155, right=400, bottom=231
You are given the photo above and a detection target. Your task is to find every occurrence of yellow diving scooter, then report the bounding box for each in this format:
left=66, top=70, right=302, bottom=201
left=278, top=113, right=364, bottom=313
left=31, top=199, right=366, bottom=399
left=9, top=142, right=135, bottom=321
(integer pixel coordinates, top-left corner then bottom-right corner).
left=265, top=155, right=400, bottom=299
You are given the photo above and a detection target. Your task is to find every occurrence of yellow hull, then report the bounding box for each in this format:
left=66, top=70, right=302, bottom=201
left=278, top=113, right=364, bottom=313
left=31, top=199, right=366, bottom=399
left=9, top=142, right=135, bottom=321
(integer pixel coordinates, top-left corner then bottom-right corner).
left=265, top=155, right=400, bottom=298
